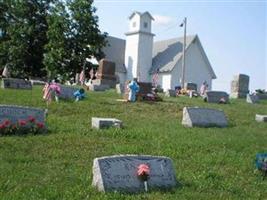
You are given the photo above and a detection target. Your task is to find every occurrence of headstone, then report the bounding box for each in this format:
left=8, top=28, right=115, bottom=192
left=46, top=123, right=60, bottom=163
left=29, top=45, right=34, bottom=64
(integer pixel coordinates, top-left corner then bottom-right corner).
left=92, top=155, right=177, bottom=193
left=116, top=83, right=124, bottom=94
left=246, top=94, right=259, bottom=104
left=182, top=107, right=228, bottom=127
left=256, top=93, right=267, bottom=100
left=58, top=85, right=77, bottom=99
left=30, top=79, right=46, bottom=86
left=165, top=89, right=176, bottom=97
left=92, top=117, right=122, bottom=129
left=89, top=84, right=110, bottom=92
left=1, top=78, right=32, bottom=90
left=92, top=59, right=117, bottom=88
left=255, top=114, right=267, bottom=122
left=185, top=82, right=197, bottom=91
left=136, top=82, right=152, bottom=100
left=205, top=91, right=229, bottom=103
left=230, top=74, right=249, bottom=98
left=0, top=105, right=46, bottom=134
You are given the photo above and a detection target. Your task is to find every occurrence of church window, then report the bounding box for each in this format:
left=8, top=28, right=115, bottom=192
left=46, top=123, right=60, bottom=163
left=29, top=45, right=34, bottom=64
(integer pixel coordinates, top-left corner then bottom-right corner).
left=144, top=22, right=148, bottom=28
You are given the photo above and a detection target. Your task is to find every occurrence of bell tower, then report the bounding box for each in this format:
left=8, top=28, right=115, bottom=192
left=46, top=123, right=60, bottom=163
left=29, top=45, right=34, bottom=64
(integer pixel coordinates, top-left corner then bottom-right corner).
left=124, top=11, right=155, bottom=82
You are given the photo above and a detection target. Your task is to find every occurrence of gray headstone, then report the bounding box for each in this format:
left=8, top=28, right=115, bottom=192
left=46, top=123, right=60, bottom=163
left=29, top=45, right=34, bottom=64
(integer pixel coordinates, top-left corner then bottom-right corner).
left=58, top=85, right=77, bottom=100
left=30, top=79, right=46, bottom=86
left=89, top=84, right=110, bottom=91
left=230, top=74, right=249, bottom=98
left=256, top=93, right=267, bottom=100
left=255, top=114, right=267, bottom=122
left=165, top=89, right=176, bottom=97
left=1, top=78, right=32, bottom=90
left=246, top=94, right=259, bottom=104
left=205, top=91, right=229, bottom=103
left=92, top=117, right=122, bottom=129
left=92, top=155, right=177, bottom=193
left=185, top=82, right=197, bottom=91
left=0, top=105, right=46, bottom=133
left=182, top=107, right=228, bottom=127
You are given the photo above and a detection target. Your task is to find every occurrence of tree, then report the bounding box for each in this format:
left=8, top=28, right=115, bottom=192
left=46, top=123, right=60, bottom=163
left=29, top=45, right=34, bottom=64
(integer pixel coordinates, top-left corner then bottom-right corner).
left=43, top=1, right=71, bottom=80
left=67, top=0, right=107, bottom=76
left=0, top=0, right=53, bottom=78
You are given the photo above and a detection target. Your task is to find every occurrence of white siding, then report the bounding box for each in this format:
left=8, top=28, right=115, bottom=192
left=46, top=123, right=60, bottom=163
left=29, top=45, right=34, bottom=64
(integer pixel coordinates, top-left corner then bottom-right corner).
left=170, top=42, right=213, bottom=91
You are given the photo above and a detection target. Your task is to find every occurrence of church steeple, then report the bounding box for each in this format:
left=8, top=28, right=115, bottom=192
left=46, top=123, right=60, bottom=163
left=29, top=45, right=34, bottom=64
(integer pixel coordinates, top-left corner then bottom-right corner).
left=124, top=11, right=155, bottom=82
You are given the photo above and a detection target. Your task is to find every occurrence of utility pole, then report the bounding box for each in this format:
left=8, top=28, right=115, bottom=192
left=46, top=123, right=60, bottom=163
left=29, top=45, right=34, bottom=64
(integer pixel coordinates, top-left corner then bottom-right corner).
left=181, top=17, right=187, bottom=89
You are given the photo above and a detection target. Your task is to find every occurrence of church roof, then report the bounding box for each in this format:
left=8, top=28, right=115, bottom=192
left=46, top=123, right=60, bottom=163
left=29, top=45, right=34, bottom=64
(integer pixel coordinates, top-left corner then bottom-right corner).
left=129, top=11, right=154, bottom=20
left=151, top=35, right=216, bottom=79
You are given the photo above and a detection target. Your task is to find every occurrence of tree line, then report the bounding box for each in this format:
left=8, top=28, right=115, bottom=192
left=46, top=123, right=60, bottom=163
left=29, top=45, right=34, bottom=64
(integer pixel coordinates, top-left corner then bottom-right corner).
left=0, top=0, right=107, bottom=81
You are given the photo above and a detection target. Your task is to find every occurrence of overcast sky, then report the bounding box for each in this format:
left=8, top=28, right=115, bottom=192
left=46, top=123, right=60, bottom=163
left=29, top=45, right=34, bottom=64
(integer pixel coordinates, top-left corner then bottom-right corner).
left=94, top=0, right=266, bottom=92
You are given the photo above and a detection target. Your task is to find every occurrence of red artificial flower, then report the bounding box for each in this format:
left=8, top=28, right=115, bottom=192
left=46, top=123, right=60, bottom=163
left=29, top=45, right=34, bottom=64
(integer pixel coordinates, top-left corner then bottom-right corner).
left=137, top=164, right=150, bottom=177
left=4, top=120, right=11, bottom=126
left=18, top=120, right=27, bottom=126
left=28, top=116, right=36, bottom=123
left=36, top=122, right=44, bottom=129
left=0, top=124, right=4, bottom=129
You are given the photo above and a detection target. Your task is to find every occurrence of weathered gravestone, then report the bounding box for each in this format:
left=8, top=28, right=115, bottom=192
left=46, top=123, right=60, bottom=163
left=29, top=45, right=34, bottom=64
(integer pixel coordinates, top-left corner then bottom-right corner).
left=255, top=114, right=267, bottom=122
left=0, top=105, right=46, bottom=134
left=204, top=91, right=229, bottom=103
left=92, top=155, right=177, bottom=193
left=92, top=117, right=122, bottom=129
left=1, top=78, right=32, bottom=90
left=182, top=107, right=228, bottom=127
left=246, top=94, right=259, bottom=104
left=185, top=82, right=197, bottom=91
left=58, top=85, right=77, bottom=100
left=230, top=74, right=249, bottom=98
left=165, top=89, right=176, bottom=97
left=116, top=83, right=124, bottom=94
left=92, top=59, right=117, bottom=88
left=89, top=84, right=110, bottom=92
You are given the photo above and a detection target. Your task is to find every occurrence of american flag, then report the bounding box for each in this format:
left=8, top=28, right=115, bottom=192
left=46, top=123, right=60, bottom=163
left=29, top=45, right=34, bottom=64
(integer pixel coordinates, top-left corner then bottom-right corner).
left=43, top=83, right=52, bottom=102
left=152, top=69, right=159, bottom=87
left=79, top=70, right=85, bottom=85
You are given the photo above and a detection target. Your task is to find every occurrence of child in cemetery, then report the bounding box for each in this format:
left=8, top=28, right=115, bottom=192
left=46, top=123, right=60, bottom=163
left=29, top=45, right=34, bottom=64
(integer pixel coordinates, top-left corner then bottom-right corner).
left=74, top=88, right=85, bottom=102
left=127, top=78, right=140, bottom=102
left=43, top=80, right=61, bottom=103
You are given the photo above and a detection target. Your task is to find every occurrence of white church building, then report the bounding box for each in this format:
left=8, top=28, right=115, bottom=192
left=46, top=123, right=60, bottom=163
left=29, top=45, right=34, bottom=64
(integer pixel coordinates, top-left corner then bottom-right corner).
left=102, top=11, right=216, bottom=91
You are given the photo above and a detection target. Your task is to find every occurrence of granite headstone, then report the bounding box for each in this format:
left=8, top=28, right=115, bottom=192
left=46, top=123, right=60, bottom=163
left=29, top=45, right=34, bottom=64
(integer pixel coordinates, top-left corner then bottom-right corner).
left=255, top=114, right=267, bottom=122
left=92, top=155, right=177, bottom=193
left=230, top=74, right=249, bottom=98
left=92, top=117, right=122, bottom=129
left=246, top=94, right=259, bottom=104
left=1, top=78, right=32, bottom=90
left=165, top=89, right=176, bottom=97
left=182, top=107, right=228, bottom=127
left=205, top=91, right=229, bottom=103
left=58, top=85, right=77, bottom=100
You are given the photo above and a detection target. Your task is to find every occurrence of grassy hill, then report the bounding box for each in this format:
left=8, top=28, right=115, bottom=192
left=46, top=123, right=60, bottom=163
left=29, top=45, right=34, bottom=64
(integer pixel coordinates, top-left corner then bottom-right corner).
left=0, top=87, right=266, bottom=200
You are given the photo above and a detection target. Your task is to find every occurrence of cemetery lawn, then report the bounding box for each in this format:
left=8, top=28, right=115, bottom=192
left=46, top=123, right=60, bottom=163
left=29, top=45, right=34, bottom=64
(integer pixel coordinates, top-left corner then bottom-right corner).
left=0, top=87, right=267, bottom=200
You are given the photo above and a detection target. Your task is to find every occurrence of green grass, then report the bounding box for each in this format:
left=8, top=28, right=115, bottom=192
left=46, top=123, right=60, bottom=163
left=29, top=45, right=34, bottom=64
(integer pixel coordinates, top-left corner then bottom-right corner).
left=0, top=86, right=267, bottom=200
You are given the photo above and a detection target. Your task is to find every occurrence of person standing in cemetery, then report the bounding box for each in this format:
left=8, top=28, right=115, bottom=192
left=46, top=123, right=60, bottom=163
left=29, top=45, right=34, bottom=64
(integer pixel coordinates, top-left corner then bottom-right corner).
left=200, top=81, right=208, bottom=96
left=127, top=78, right=140, bottom=102
left=43, top=80, right=61, bottom=103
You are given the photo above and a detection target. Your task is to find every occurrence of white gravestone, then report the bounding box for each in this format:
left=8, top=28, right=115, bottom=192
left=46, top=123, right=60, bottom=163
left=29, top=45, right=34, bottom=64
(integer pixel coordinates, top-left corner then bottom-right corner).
left=246, top=94, right=259, bottom=104
left=182, top=107, right=228, bottom=127
left=205, top=91, right=229, bottom=103
left=1, top=78, right=32, bottom=90
left=92, top=155, right=177, bottom=193
left=92, top=117, right=122, bottom=129
left=255, top=114, right=267, bottom=122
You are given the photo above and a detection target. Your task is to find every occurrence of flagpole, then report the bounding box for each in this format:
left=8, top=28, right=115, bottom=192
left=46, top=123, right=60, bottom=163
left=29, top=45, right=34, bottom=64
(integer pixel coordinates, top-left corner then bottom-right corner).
left=181, top=17, right=187, bottom=89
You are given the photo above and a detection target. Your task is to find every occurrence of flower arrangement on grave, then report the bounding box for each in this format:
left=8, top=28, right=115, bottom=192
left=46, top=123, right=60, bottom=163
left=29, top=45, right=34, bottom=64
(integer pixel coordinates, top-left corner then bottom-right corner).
left=255, top=153, right=267, bottom=179
left=0, top=116, right=45, bottom=136
left=137, top=163, right=150, bottom=192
